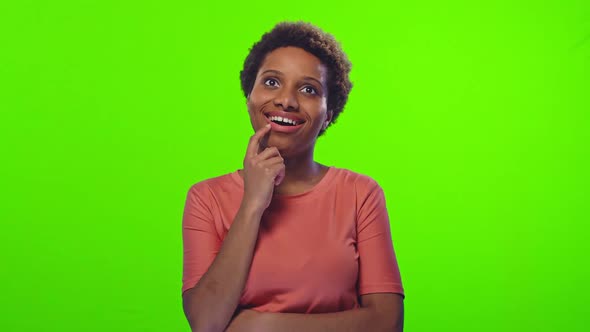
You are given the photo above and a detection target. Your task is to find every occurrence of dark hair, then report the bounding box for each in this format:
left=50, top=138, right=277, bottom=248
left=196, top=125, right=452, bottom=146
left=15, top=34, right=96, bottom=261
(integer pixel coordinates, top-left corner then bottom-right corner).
left=240, top=21, right=353, bottom=135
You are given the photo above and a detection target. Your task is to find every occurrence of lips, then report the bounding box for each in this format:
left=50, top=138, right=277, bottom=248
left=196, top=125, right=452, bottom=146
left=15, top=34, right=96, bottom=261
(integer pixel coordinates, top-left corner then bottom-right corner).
left=264, top=111, right=305, bottom=125
left=263, top=111, right=305, bottom=133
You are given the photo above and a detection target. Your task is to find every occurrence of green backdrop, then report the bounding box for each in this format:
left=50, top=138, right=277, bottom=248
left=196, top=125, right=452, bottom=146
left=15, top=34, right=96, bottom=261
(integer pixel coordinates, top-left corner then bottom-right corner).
left=1, top=1, right=588, bottom=331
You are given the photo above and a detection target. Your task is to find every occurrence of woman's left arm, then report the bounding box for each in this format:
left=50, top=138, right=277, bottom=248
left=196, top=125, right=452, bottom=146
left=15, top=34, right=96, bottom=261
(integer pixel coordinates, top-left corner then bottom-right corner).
left=225, top=293, right=403, bottom=332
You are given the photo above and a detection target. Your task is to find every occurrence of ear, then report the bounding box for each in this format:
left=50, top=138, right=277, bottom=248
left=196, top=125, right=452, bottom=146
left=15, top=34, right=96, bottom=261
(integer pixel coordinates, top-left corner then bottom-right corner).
left=323, top=110, right=333, bottom=130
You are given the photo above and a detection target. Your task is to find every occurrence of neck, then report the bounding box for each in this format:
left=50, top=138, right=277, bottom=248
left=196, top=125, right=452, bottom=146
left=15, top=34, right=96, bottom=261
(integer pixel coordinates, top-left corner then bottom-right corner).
left=275, top=148, right=325, bottom=194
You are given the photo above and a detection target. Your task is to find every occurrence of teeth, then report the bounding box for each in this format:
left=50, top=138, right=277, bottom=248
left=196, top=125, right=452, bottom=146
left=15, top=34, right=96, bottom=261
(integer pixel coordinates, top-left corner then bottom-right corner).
left=269, top=115, right=298, bottom=125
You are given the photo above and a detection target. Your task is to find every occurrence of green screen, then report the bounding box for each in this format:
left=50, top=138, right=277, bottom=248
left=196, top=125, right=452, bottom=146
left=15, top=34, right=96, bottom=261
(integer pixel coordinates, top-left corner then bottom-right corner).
left=1, top=1, right=588, bottom=331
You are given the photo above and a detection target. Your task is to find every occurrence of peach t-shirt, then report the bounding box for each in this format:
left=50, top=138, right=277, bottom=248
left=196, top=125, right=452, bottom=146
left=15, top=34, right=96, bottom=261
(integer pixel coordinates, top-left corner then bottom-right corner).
left=181, top=166, right=404, bottom=313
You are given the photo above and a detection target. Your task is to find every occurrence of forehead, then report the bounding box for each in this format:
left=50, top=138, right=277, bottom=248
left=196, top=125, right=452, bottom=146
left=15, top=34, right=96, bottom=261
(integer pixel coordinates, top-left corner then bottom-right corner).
left=258, top=46, right=327, bottom=82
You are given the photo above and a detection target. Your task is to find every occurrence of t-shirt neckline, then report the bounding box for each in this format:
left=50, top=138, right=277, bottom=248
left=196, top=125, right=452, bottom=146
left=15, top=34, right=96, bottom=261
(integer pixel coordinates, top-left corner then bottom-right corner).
left=230, top=166, right=336, bottom=201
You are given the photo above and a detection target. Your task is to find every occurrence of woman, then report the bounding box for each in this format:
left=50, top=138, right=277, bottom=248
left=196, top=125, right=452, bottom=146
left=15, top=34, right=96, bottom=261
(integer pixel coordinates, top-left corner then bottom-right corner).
left=182, top=21, right=404, bottom=332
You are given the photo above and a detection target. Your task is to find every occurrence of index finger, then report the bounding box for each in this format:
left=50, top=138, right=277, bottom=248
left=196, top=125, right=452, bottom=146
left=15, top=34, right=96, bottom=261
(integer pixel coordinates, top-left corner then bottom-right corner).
left=246, top=124, right=271, bottom=158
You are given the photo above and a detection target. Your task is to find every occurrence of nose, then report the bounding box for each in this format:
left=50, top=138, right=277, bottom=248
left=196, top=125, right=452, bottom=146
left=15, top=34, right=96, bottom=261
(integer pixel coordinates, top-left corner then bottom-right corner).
left=273, top=87, right=299, bottom=111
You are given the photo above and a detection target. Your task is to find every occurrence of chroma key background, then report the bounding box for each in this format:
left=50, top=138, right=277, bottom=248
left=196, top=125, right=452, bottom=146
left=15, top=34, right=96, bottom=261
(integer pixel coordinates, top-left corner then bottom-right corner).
left=1, top=1, right=588, bottom=331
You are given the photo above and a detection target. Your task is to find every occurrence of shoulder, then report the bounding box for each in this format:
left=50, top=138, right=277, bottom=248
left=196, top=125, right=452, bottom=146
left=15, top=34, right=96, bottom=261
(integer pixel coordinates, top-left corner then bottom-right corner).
left=186, top=171, right=240, bottom=200
left=329, top=168, right=387, bottom=219
left=331, top=167, right=382, bottom=194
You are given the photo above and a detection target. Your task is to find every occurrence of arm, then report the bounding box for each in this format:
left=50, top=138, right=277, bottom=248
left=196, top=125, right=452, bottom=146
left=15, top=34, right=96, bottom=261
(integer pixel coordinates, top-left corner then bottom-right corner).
left=183, top=124, right=286, bottom=332
left=225, top=293, right=403, bottom=332
left=224, top=176, right=405, bottom=331
left=182, top=197, right=264, bottom=332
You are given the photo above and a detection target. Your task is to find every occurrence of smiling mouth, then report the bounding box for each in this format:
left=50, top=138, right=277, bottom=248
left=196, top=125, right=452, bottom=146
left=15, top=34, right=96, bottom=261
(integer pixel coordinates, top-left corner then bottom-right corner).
left=265, top=114, right=304, bottom=127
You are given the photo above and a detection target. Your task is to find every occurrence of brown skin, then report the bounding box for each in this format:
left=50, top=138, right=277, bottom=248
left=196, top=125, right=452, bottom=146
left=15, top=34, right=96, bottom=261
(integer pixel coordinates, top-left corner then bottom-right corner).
left=182, top=125, right=287, bottom=332
left=227, top=293, right=404, bottom=332
left=238, top=46, right=333, bottom=195
left=225, top=46, right=404, bottom=331
left=184, top=47, right=404, bottom=332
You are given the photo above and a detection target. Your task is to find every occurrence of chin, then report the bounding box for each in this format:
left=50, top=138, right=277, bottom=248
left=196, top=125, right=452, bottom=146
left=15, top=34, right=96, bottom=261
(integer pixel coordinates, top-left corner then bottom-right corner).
left=266, top=135, right=294, bottom=154
left=267, top=134, right=288, bottom=148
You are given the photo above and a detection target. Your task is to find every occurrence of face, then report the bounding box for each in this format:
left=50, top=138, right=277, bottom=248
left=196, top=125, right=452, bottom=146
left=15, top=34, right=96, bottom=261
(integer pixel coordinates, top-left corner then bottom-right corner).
left=246, top=46, right=332, bottom=157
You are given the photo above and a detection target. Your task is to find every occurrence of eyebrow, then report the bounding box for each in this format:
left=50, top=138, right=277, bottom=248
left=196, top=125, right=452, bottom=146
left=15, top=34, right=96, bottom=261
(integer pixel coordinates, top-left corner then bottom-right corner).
left=261, top=69, right=324, bottom=88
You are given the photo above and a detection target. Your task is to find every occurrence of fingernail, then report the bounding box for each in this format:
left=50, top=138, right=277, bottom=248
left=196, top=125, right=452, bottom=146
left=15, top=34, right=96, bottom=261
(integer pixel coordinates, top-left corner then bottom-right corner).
left=265, top=124, right=271, bottom=128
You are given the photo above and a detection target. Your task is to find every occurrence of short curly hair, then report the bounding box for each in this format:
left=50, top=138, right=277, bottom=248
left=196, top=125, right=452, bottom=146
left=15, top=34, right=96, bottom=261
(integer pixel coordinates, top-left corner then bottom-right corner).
left=240, top=21, right=353, bottom=136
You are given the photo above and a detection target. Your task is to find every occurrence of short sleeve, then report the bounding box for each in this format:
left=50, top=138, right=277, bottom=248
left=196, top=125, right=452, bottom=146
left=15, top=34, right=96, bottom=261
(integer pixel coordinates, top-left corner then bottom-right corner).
left=356, top=180, right=405, bottom=298
left=181, top=183, right=222, bottom=295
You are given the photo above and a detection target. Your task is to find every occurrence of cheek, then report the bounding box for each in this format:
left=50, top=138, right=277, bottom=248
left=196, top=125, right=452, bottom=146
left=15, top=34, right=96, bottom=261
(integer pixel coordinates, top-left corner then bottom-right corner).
left=249, top=89, right=272, bottom=105
left=246, top=91, right=262, bottom=111
left=302, top=101, right=328, bottom=123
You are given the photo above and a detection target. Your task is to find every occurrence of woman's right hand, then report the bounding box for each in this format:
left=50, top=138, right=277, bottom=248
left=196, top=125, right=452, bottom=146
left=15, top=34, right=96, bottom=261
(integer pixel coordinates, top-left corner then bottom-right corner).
left=241, top=124, right=285, bottom=214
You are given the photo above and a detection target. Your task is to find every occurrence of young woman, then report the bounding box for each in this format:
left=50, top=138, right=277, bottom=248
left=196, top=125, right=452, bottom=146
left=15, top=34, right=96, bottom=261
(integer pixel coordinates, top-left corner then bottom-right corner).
left=182, top=21, right=404, bottom=332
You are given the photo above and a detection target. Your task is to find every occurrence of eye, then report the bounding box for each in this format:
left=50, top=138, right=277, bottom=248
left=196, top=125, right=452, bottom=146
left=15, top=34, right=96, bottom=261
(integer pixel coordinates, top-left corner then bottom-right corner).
left=301, top=86, right=318, bottom=95
left=263, top=78, right=279, bottom=87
